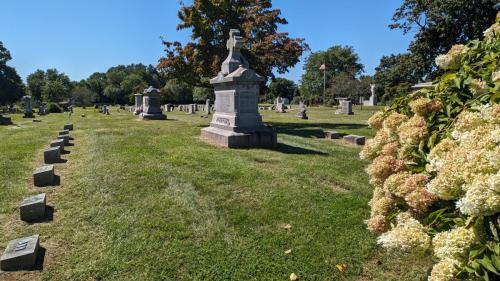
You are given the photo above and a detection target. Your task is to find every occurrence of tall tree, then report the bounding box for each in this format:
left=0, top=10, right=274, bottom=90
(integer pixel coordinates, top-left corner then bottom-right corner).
left=85, top=72, right=107, bottom=103
left=0, top=41, right=25, bottom=105
left=26, top=69, right=46, bottom=101
left=41, top=69, right=73, bottom=102
left=299, top=45, right=364, bottom=104
left=373, top=53, right=420, bottom=103
left=390, top=0, right=498, bottom=79
left=266, top=78, right=297, bottom=102
left=158, top=0, right=309, bottom=87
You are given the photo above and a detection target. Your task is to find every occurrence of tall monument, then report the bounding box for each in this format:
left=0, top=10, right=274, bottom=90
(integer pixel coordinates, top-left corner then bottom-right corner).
left=140, top=86, right=166, bottom=120
left=201, top=29, right=277, bottom=148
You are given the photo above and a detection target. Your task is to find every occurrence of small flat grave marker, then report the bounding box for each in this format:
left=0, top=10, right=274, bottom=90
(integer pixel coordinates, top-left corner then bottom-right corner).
left=43, top=147, right=60, bottom=164
left=50, top=139, right=64, bottom=152
left=20, top=193, right=46, bottom=222
left=57, top=134, right=70, bottom=145
left=0, top=235, right=40, bottom=271
left=58, top=129, right=69, bottom=136
left=324, top=131, right=345, bottom=139
left=33, top=165, right=54, bottom=187
left=64, top=123, right=73, bottom=131
left=343, top=135, right=366, bottom=145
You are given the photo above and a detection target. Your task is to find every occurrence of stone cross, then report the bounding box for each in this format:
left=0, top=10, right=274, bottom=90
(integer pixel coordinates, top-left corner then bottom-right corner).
left=221, top=29, right=249, bottom=75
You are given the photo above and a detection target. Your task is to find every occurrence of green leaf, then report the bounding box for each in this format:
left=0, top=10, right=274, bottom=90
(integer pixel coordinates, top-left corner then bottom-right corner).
left=478, top=257, right=500, bottom=275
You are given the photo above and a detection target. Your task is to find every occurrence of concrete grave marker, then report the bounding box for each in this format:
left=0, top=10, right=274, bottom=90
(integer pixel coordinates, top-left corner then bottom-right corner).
left=343, top=135, right=365, bottom=145
left=33, top=165, right=54, bottom=186
left=205, top=99, right=211, bottom=114
left=57, top=134, right=70, bottom=145
left=134, top=92, right=143, bottom=115
left=22, top=96, right=34, bottom=118
left=20, top=193, right=46, bottom=222
left=324, top=131, right=345, bottom=139
left=50, top=139, right=64, bottom=152
left=43, top=147, right=61, bottom=164
left=0, top=235, right=40, bottom=271
left=63, top=123, right=73, bottom=131
left=58, top=129, right=69, bottom=136
left=201, top=29, right=276, bottom=148
left=296, top=101, right=308, bottom=119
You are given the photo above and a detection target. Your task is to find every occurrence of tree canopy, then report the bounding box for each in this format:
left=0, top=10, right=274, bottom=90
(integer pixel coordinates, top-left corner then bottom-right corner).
left=266, top=78, right=297, bottom=103
left=26, top=69, right=73, bottom=103
left=299, top=45, right=364, bottom=104
left=158, top=0, right=309, bottom=87
left=390, top=0, right=498, bottom=79
left=0, top=41, right=25, bottom=105
left=373, top=54, right=420, bottom=103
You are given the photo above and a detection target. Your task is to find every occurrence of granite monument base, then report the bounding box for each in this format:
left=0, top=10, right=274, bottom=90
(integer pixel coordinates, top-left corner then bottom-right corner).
left=201, top=127, right=277, bottom=148
left=140, top=113, right=166, bottom=120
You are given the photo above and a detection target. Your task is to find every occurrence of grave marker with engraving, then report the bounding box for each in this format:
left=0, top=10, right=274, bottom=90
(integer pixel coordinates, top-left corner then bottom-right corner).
left=0, top=235, right=40, bottom=271
left=20, top=193, right=46, bottom=222
left=33, top=165, right=55, bottom=186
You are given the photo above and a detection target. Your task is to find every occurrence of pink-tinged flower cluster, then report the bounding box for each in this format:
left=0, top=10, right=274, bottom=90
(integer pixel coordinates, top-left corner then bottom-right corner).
left=468, top=79, right=489, bottom=95
left=377, top=212, right=431, bottom=253
left=366, top=155, right=406, bottom=186
left=409, top=98, right=443, bottom=117
left=398, top=115, right=428, bottom=146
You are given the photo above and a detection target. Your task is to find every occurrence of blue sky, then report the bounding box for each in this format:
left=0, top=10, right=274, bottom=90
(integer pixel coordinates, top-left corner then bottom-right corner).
left=0, top=0, right=414, bottom=83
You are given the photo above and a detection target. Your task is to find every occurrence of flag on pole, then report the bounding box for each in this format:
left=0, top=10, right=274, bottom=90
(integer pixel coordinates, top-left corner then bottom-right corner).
left=319, top=63, right=326, bottom=71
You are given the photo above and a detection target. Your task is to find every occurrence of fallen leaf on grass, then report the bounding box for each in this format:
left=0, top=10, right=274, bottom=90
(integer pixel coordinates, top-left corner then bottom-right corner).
left=280, top=223, right=292, bottom=230
left=284, top=249, right=292, bottom=254
left=290, top=273, right=298, bottom=280
left=335, top=263, right=348, bottom=273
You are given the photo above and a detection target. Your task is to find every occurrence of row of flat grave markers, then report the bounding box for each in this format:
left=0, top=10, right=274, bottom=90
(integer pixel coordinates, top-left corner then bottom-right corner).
left=324, top=130, right=365, bottom=145
left=0, top=123, right=74, bottom=271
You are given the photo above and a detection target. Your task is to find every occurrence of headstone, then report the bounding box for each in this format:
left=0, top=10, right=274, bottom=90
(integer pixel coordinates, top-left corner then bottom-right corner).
left=58, top=129, right=69, bottom=136
left=335, top=98, right=353, bottom=115
left=275, top=97, right=286, bottom=113
left=50, top=139, right=64, bottom=152
left=0, top=235, right=40, bottom=271
left=134, top=93, right=143, bottom=115
left=201, top=29, right=277, bottom=148
left=140, top=87, right=166, bottom=120
left=33, top=165, right=55, bottom=186
left=0, top=115, right=12, bottom=125
left=296, top=101, right=308, bottom=119
left=22, top=96, right=34, bottom=118
left=205, top=99, right=211, bottom=115
left=324, top=131, right=345, bottom=139
left=343, top=135, right=366, bottom=145
left=188, top=104, right=196, bottom=114
left=43, top=147, right=61, bottom=164
left=20, top=193, right=46, bottom=222
left=64, top=123, right=73, bottom=131
left=361, top=84, right=378, bottom=106
left=57, top=134, right=70, bottom=145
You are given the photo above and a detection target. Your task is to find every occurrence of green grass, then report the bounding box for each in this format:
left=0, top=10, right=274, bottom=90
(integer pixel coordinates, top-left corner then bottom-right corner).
left=0, top=106, right=431, bottom=280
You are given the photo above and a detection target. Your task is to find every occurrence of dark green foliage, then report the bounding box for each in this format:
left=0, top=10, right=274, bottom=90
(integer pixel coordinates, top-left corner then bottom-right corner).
left=299, top=46, right=364, bottom=104
left=373, top=54, right=420, bottom=103
left=327, top=74, right=373, bottom=105
left=160, top=79, right=193, bottom=103
left=192, top=87, right=214, bottom=102
left=27, top=69, right=73, bottom=103
left=265, top=78, right=297, bottom=103
left=390, top=0, right=498, bottom=80
left=0, top=41, right=25, bottom=105
left=46, top=102, right=63, bottom=113
left=71, top=87, right=97, bottom=106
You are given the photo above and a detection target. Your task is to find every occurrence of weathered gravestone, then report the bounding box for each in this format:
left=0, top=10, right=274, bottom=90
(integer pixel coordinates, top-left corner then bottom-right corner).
left=33, top=165, right=55, bottom=186
left=188, top=104, right=196, bottom=114
left=134, top=92, right=143, bottom=115
left=64, top=123, right=73, bottom=131
left=58, top=129, right=69, bottom=136
left=205, top=99, right=211, bottom=115
left=20, top=193, right=46, bottom=222
left=140, top=87, right=166, bottom=120
left=50, top=139, right=64, bottom=153
left=296, top=101, right=308, bottom=119
left=43, top=147, right=61, bottom=164
left=22, top=96, right=34, bottom=118
left=275, top=97, right=286, bottom=113
left=324, top=130, right=345, bottom=139
left=343, top=135, right=366, bottom=145
left=0, top=114, right=12, bottom=125
left=335, top=98, right=353, bottom=115
left=0, top=235, right=40, bottom=271
left=57, top=134, right=70, bottom=145
left=201, top=29, right=277, bottom=148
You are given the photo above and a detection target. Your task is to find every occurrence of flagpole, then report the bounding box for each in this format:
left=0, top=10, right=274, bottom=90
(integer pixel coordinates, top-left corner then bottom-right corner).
left=323, top=62, right=326, bottom=106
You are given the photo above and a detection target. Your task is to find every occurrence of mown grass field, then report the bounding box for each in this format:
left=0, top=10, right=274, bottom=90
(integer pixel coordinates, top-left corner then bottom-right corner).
left=0, top=106, right=431, bottom=280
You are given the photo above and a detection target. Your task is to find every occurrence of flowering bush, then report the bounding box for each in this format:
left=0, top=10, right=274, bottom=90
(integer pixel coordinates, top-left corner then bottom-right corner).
left=362, top=13, right=500, bottom=281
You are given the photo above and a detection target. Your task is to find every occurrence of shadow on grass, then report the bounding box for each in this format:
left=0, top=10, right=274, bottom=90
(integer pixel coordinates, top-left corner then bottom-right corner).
left=269, top=122, right=368, bottom=139
left=272, top=143, right=327, bottom=155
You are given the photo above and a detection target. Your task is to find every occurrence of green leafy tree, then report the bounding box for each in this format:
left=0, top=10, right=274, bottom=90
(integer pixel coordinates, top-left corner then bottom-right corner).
left=390, top=0, right=498, bottom=79
left=27, top=69, right=73, bottom=103
left=373, top=54, right=420, bottom=103
left=0, top=41, right=25, bottom=105
left=192, top=87, right=214, bottom=102
left=158, top=0, right=309, bottom=87
left=266, top=78, right=297, bottom=102
left=161, top=79, right=193, bottom=103
left=299, top=45, right=364, bottom=104
left=26, top=70, right=46, bottom=101
left=70, top=87, right=96, bottom=106
left=85, top=72, right=107, bottom=103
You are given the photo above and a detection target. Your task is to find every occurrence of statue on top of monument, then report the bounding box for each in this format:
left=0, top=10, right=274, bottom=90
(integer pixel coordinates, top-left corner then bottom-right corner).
left=221, top=29, right=249, bottom=75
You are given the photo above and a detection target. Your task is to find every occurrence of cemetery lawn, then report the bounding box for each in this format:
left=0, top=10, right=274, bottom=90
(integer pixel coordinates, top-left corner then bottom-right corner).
left=0, top=107, right=432, bottom=280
